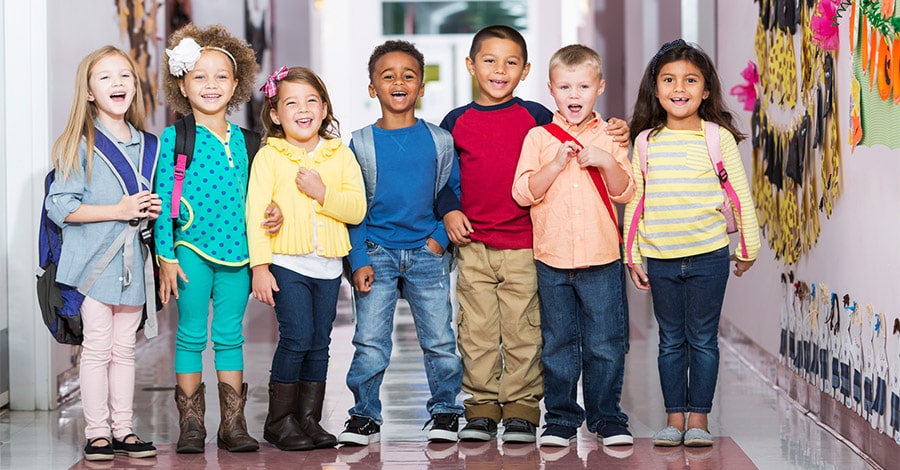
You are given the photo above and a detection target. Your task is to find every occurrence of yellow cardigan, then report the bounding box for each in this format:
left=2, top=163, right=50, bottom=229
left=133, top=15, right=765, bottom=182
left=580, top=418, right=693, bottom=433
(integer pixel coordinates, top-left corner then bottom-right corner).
left=246, top=137, right=366, bottom=268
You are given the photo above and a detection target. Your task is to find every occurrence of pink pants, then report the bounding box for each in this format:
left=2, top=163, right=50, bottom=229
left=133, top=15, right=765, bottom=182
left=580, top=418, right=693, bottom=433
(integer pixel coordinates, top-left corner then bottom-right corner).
left=80, top=296, right=142, bottom=440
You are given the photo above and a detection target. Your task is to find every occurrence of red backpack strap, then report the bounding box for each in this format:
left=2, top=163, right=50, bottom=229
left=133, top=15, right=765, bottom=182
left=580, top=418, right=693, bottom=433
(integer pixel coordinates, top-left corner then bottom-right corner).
left=625, top=129, right=653, bottom=267
left=541, top=123, right=621, bottom=243
left=703, top=122, right=748, bottom=259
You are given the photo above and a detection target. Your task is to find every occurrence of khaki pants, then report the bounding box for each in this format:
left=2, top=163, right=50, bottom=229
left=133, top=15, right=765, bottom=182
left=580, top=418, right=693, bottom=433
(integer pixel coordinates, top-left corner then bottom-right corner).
left=456, top=242, right=543, bottom=425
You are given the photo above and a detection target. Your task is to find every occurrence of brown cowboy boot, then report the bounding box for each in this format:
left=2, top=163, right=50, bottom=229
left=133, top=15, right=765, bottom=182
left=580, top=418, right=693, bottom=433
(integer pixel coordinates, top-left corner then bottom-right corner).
left=264, top=381, right=314, bottom=451
left=216, top=382, right=259, bottom=452
left=175, top=383, right=206, bottom=453
left=296, top=381, right=337, bottom=448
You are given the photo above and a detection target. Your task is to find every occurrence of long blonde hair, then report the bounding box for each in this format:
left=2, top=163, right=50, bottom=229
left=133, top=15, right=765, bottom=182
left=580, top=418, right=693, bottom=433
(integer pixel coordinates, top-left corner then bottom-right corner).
left=52, top=46, right=147, bottom=179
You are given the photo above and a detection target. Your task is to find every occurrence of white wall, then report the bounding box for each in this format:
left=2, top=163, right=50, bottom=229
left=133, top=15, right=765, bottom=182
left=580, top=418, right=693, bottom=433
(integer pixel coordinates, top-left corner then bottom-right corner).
left=714, top=1, right=900, bottom=357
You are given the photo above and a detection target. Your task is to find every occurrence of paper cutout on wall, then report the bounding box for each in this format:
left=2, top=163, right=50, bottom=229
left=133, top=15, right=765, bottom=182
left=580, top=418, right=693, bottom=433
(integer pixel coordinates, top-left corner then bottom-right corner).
left=848, top=0, right=900, bottom=149
left=115, top=0, right=161, bottom=119
left=749, top=0, right=842, bottom=265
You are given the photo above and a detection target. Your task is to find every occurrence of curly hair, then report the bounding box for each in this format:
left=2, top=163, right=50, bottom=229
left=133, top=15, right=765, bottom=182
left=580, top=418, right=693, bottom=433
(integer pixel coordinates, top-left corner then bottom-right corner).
left=161, top=23, right=259, bottom=116
left=260, top=67, right=340, bottom=141
left=367, top=40, right=425, bottom=82
left=629, top=40, right=745, bottom=143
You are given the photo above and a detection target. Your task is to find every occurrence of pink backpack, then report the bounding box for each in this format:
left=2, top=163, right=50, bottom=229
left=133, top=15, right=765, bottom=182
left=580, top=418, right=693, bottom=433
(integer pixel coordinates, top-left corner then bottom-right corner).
left=625, top=122, right=748, bottom=266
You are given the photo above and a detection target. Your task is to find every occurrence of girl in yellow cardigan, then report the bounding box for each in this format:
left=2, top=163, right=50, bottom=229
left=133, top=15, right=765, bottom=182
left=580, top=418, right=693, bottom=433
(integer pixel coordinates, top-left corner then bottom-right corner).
left=246, top=66, right=366, bottom=451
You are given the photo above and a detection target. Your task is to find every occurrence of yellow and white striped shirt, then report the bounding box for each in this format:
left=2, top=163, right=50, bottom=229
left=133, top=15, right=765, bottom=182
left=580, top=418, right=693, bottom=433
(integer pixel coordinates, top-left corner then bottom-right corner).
left=622, top=122, right=760, bottom=263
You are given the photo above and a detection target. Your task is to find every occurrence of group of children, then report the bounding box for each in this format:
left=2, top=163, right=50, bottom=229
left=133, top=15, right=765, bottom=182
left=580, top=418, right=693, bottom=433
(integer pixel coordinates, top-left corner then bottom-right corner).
left=46, top=21, right=760, bottom=462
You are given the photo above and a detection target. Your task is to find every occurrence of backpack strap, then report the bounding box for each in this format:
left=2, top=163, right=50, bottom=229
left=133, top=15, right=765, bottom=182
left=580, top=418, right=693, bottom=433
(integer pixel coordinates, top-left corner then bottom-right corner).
left=350, top=124, right=378, bottom=207
left=624, top=129, right=653, bottom=267
left=171, top=115, right=196, bottom=219
left=241, top=127, right=261, bottom=167
left=542, top=123, right=621, bottom=243
left=425, top=121, right=454, bottom=199
left=704, top=122, right=748, bottom=259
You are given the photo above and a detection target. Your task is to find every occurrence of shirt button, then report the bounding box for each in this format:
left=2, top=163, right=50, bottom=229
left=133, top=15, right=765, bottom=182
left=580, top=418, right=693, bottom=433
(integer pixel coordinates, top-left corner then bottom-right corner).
left=576, top=236, right=582, bottom=241
left=575, top=210, right=581, bottom=215
left=318, top=222, right=324, bottom=226
left=573, top=183, right=579, bottom=188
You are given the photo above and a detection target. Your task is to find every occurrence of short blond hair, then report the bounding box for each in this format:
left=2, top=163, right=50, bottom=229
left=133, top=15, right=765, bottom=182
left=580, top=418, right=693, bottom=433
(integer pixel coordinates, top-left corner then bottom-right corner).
left=549, top=44, right=603, bottom=81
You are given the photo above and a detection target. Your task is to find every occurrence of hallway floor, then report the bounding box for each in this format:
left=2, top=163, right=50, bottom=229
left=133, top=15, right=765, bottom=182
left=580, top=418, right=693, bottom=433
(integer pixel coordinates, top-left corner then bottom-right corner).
left=0, top=283, right=878, bottom=469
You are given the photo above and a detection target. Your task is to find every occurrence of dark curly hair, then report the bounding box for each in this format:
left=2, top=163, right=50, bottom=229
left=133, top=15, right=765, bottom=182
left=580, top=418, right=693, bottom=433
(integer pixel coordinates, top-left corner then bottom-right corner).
left=161, top=23, right=259, bottom=116
left=260, top=67, right=340, bottom=141
left=367, top=40, right=425, bottom=82
left=629, top=40, right=744, bottom=143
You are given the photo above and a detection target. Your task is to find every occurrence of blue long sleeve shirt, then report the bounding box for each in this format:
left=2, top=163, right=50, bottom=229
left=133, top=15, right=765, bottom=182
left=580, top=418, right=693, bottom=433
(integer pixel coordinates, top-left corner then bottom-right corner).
left=346, top=119, right=457, bottom=271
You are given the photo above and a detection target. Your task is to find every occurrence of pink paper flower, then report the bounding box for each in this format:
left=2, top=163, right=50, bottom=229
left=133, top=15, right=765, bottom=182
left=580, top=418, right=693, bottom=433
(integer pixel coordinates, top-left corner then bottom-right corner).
left=811, top=0, right=840, bottom=51
left=729, top=61, right=758, bottom=111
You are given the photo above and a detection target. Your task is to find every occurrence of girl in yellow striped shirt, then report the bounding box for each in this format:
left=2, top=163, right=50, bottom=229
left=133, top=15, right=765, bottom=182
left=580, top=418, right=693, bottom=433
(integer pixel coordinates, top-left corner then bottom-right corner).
left=622, top=39, right=760, bottom=448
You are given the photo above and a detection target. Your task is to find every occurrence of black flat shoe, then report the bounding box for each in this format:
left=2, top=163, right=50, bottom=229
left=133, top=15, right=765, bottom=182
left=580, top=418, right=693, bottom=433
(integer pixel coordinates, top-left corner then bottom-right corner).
left=84, top=437, right=115, bottom=461
left=112, top=433, right=157, bottom=458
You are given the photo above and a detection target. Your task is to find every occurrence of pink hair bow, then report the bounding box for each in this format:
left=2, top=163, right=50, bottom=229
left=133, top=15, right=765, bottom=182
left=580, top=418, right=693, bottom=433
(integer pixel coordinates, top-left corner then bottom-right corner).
left=260, top=66, right=289, bottom=103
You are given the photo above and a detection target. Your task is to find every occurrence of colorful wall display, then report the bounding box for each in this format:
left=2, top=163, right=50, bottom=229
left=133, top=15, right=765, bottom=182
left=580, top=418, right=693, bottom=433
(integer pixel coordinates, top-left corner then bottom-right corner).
left=845, top=0, right=900, bottom=149
left=744, top=0, right=842, bottom=265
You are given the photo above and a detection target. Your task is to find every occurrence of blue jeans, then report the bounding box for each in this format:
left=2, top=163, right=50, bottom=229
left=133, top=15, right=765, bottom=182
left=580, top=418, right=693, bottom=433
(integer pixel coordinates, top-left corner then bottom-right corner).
left=536, top=260, right=629, bottom=432
left=346, top=242, right=464, bottom=424
left=269, top=264, right=340, bottom=383
left=646, top=246, right=730, bottom=414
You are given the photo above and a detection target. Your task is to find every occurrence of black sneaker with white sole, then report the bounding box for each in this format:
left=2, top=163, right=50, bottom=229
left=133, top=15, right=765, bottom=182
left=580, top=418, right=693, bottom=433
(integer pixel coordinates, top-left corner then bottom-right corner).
left=502, top=418, right=537, bottom=443
left=458, top=417, right=497, bottom=441
left=425, top=413, right=460, bottom=442
left=338, top=416, right=381, bottom=446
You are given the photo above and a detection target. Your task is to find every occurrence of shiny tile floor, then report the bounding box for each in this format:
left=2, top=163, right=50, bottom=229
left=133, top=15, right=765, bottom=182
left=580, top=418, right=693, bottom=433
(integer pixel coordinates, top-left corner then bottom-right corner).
left=0, top=281, right=878, bottom=469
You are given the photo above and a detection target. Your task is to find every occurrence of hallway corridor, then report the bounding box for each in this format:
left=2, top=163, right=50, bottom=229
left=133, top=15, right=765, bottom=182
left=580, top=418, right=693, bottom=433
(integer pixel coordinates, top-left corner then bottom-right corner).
left=0, top=283, right=877, bottom=469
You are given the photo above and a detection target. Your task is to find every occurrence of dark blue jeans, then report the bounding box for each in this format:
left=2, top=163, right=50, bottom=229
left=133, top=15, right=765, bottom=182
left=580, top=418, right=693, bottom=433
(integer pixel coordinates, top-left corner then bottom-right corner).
left=646, top=246, right=730, bottom=414
left=536, top=260, right=629, bottom=432
left=269, top=264, right=341, bottom=383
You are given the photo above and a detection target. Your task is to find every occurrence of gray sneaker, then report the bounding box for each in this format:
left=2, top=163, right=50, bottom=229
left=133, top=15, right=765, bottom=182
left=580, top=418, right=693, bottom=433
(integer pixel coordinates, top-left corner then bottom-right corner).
left=501, top=418, right=536, bottom=443
left=458, top=417, right=497, bottom=441
left=651, top=426, right=684, bottom=447
left=683, top=428, right=713, bottom=447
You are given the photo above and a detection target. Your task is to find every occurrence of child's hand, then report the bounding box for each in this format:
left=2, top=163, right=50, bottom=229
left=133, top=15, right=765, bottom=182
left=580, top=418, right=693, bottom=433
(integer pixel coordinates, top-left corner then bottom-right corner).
left=425, top=237, right=445, bottom=256
left=251, top=265, right=279, bottom=306
left=552, top=141, right=580, bottom=170
left=296, top=167, right=326, bottom=204
left=628, top=264, right=650, bottom=290
left=607, top=117, right=631, bottom=147
left=444, top=210, right=473, bottom=246
left=352, top=265, right=375, bottom=293
left=731, top=256, right=755, bottom=277
left=145, top=193, right=163, bottom=220
left=118, top=190, right=155, bottom=221
left=262, top=202, right=283, bottom=234
left=575, top=145, right=614, bottom=169
left=158, top=260, right=188, bottom=304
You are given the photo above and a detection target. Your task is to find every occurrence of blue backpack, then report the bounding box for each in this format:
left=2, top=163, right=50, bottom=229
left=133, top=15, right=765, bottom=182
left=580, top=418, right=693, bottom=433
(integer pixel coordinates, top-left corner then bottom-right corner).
left=36, top=128, right=159, bottom=345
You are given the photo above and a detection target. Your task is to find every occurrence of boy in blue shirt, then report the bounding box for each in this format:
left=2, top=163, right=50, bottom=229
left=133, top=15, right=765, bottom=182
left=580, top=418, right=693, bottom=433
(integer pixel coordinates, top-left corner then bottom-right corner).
left=338, top=39, right=464, bottom=446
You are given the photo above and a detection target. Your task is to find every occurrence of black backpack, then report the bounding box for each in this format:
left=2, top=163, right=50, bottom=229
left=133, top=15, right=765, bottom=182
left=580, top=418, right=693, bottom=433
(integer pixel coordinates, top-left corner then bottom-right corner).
left=169, top=114, right=261, bottom=220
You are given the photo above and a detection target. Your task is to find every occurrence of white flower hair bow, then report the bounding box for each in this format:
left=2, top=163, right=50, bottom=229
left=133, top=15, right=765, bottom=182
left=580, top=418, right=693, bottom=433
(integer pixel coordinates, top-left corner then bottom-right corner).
left=166, top=37, right=202, bottom=77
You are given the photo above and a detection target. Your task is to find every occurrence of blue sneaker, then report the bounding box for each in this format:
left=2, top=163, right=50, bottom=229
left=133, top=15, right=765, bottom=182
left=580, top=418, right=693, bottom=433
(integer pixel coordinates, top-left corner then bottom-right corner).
left=538, top=424, right=577, bottom=447
left=598, top=422, right=633, bottom=446
left=683, top=428, right=714, bottom=447
left=651, top=426, right=684, bottom=447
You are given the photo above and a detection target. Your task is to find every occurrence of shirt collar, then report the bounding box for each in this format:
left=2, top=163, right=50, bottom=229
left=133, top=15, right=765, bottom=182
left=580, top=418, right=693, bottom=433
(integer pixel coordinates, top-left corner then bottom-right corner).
left=552, top=111, right=604, bottom=134
left=267, top=136, right=340, bottom=163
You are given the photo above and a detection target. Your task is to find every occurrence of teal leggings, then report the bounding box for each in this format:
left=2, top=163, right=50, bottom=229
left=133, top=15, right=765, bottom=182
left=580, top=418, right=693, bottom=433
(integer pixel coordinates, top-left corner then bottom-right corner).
left=173, top=246, right=250, bottom=374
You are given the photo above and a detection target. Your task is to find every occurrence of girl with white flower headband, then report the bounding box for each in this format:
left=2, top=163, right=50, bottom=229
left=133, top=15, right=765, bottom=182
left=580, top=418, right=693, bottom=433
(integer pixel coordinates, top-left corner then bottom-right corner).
left=247, top=66, right=365, bottom=451
left=154, top=23, right=264, bottom=454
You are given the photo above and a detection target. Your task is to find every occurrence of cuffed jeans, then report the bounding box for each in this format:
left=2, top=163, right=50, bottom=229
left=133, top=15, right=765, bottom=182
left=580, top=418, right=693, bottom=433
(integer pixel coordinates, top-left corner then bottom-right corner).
left=269, top=265, right=341, bottom=383
left=537, top=259, right=629, bottom=432
left=346, top=242, right=464, bottom=424
left=646, top=246, right=730, bottom=414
